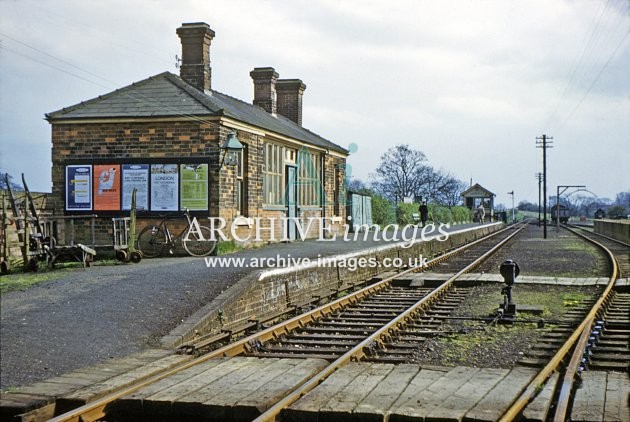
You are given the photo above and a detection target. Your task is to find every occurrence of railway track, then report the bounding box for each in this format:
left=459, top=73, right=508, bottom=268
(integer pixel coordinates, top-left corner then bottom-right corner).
left=46, top=221, right=628, bottom=421
left=504, top=223, right=627, bottom=422
left=566, top=223, right=630, bottom=276
left=48, top=223, right=526, bottom=421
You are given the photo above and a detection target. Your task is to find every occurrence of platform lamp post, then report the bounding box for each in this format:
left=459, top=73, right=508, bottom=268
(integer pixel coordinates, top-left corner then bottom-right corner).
left=507, top=191, right=515, bottom=223
left=219, top=132, right=244, bottom=168
left=219, top=132, right=244, bottom=222
left=556, top=185, right=586, bottom=232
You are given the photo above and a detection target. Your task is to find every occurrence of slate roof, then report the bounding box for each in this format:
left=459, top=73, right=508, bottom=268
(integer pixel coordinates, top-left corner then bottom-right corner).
left=46, top=72, right=348, bottom=154
left=461, top=183, right=496, bottom=197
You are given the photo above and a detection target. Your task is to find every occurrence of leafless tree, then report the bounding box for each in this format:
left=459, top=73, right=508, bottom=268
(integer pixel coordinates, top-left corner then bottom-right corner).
left=370, top=145, right=466, bottom=206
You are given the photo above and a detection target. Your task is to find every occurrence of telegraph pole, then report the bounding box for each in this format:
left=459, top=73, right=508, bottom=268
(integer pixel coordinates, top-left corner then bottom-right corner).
left=536, top=134, right=553, bottom=239
left=536, top=173, right=543, bottom=226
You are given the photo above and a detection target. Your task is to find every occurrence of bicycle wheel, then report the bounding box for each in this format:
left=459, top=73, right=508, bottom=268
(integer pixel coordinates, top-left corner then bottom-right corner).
left=137, top=226, right=166, bottom=258
left=182, top=225, right=217, bottom=257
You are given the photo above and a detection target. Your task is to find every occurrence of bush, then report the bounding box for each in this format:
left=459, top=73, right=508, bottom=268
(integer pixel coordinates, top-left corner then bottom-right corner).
left=451, top=206, right=473, bottom=223
left=396, top=203, right=419, bottom=225
left=372, top=195, right=396, bottom=225
left=396, top=204, right=474, bottom=225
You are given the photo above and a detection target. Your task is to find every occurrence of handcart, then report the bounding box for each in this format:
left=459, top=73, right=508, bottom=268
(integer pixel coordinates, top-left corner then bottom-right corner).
left=112, top=188, right=141, bottom=263
left=112, top=217, right=142, bottom=263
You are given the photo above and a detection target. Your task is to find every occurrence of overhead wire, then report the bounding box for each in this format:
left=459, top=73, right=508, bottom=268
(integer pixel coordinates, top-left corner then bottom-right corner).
left=0, top=32, right=230, bottom=132
left=542, top=0, right=610, bottom=130
left=554, top=27, right=629, bottom=133
left=543, top=0, right=629, bottom=133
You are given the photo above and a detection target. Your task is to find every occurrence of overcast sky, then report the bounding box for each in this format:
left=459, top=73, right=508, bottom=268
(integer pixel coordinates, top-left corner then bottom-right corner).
left=1, top=0, right=628, bottom=207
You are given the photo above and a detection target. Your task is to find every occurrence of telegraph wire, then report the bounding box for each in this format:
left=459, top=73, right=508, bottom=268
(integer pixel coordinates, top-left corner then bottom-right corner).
left=542, top=0, right=610, bottom=129
left=0, top=33, right=230, bottom=132
left=553, top=27, right=629, bottom=133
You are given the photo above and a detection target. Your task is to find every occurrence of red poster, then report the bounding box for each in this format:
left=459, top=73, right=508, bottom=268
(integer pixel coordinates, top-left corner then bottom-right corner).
left=94, top=165, right=121, bottom=210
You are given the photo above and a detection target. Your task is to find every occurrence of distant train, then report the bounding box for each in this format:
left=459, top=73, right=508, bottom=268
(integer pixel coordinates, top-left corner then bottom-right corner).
left=594, top=208, right=606, bottom=219
left=551, top=204, right=570, bottom=223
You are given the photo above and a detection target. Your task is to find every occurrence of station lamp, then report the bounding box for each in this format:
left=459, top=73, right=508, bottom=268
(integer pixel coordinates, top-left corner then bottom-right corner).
left=219, top=132, right=243, bottom=167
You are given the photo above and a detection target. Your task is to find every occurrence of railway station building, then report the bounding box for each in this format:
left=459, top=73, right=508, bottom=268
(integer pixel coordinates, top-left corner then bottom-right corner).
left=46, top=22, right=349, bottom=246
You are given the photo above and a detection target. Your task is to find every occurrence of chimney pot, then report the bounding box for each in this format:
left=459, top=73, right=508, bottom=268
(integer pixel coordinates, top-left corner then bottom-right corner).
left=176, top=22, right=215, bottom=92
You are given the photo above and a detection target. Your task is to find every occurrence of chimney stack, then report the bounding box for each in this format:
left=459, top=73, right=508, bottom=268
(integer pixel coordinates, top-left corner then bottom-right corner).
left=277, top=79, right=306, bottom=126
left=176, top=22, right=215, bottom=92
left=250, top=67, right=279, bottom=115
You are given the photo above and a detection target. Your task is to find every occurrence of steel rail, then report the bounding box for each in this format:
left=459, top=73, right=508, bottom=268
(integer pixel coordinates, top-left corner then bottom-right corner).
left=566, top=223, right=630, bottom=248
left=48, top=223, right=513, bottom=422
left=498, top=224, right=619, bottom=422
left=253, top=222, right=528, bottom=422
left=552, top=225, right=620, bottom=422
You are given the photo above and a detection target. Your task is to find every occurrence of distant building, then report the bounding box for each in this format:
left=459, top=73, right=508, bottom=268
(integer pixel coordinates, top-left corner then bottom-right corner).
left=461, top=183, right=495, bottom=221
left=46, top=22, right=348, bottom=245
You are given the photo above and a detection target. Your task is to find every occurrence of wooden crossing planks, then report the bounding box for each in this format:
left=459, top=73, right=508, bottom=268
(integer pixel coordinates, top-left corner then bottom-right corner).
left=603, top=371, right=630, bottom=422
left=572, top=370, right=630, bottom=422
left=389, top=366, right=481, bottom=421
left=319, top=363, right=395, bottom=420
left=232, top=358, right=328, bottom=421
left=284, top=364, right=529, bottom=422
left=462, top=366, right=537, bottom=422
left=353, top=364, right=421, bottom=422
left=114, top=357, right=328, bottom=421
left=521, top=372, right=560, bottom=422
left=424, top=367, right=510, bottom=422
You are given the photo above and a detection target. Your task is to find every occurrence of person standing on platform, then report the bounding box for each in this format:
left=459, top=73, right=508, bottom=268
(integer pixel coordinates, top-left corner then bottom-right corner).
left=477, top=203, right=485, bottom=224
left=419, top=202, right=429, bottom=227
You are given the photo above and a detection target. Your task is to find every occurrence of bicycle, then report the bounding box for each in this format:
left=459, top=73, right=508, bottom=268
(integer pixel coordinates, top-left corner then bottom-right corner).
left=136, top=210, right=216, bottom=258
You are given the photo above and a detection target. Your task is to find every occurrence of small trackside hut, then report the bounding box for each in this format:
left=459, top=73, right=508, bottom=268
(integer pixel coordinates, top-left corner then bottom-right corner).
left=46, top=22, right=349, bottom=248
left=461, top=183, right=496, bottom=222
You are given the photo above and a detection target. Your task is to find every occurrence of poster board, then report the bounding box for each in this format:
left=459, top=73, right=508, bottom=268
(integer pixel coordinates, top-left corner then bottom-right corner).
left=150, top=164, right=179, bottom=211
left=180, top=163, right=209, bottom=211
left=66, top=165, right=92, bottom=211
left=93, top=164, right=121, bottom=211
left=122, top=164, right=149, bottom=211
left=64, top=160, right=208, bottom=213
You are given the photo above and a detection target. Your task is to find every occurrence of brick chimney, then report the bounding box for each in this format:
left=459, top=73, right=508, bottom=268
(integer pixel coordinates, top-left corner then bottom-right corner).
left=176, top=22, right=215, bottom=92
left=250, top=67, right=279, bottom=115
left=276, top=79, right=306, bottom=126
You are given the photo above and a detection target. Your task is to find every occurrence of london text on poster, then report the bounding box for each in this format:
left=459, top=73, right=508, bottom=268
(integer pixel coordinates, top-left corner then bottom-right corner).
left=150, top=164, right=178, bottom=211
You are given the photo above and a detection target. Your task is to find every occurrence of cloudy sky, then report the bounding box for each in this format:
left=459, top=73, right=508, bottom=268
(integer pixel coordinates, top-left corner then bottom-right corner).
left=1, top=0, right=628, bottom=207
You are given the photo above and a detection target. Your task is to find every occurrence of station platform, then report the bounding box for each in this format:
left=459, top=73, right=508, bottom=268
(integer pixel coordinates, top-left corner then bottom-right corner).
left=1, top=222, right=497, bottom=391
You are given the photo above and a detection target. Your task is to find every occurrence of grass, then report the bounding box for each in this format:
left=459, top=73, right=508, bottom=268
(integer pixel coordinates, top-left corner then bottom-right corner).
left=1, top=240, right=243, bottom=295
left=414, top=285, right=599, bottom=367
left=0, top=258, right=118, bottom=295
left=216, top=240, right=243, bottom=255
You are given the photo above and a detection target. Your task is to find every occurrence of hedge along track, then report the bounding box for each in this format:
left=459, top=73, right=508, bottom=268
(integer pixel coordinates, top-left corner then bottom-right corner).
left=49, top=222, right=526, bottom=422
left=499, top=224, right=624, bottom=422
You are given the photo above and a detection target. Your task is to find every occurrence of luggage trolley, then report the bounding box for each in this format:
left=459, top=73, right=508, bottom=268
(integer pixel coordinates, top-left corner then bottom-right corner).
left=112, top=188, right=142, bottom=263
left=112, top=217, right=142, bottom=263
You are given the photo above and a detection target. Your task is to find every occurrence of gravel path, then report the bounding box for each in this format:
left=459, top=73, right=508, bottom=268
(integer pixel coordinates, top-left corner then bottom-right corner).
left=1, top=222, right=485, bottom=390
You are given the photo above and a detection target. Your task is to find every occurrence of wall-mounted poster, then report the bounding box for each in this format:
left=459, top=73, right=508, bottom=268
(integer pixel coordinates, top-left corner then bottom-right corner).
left=122, top=164, right=149, bottom=210
left=93, top=164, right=121, bottom=211
left=180, top=163, right=208, bottom=211
left=150, top=164, right=178, bottom=211
left=66, top=165, right=92, bottom=211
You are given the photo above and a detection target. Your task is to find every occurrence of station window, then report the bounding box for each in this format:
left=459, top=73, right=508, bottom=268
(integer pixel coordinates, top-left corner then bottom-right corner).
left=298, top=149, right=322, bottom=207
left=263, top=143, right=286, bottom=206
left=235, top=145, right=247, bottom=216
